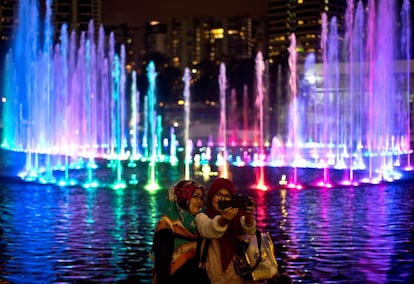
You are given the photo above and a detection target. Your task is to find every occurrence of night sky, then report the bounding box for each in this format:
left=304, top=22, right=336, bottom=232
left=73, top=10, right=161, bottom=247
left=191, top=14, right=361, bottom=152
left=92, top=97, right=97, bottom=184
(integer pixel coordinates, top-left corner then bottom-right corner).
left=101, top=0, right=267, bottom=27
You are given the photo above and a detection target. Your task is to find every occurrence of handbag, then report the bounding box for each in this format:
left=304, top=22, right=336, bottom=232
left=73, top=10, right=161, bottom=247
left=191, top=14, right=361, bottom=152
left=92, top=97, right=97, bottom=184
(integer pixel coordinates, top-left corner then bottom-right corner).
left=233, top=230, right=279, bottom=281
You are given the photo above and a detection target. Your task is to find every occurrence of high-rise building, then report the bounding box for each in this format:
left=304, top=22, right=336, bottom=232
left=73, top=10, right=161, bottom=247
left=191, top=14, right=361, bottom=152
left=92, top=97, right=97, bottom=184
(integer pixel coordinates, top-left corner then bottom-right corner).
left=0, top=0, right=15, bottom=44
left=0, top=0, right=102, bottom=45
left=267, top=0, right=347, bottom=62
left=144, top=21, right=167, bottom=57
left=51, top=0, right=102, bottom=36
left=108, top=24, right=142, bottom=72
left=0, top=0, right=15, bottom=82
left=143, top=16, right=264, bottom=71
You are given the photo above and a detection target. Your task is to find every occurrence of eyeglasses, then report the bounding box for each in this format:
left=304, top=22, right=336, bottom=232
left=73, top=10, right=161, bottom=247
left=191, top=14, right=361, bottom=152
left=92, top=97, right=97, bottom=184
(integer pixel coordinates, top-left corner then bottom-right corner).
left=215, top=192, right=232, bottom=200
left=192, top=193, right=203, bottom=200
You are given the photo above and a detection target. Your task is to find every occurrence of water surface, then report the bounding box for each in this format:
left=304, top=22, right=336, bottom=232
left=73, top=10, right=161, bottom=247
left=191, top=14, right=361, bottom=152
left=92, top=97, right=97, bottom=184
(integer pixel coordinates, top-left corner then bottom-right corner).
left=1, top=176, right=413, bottom=283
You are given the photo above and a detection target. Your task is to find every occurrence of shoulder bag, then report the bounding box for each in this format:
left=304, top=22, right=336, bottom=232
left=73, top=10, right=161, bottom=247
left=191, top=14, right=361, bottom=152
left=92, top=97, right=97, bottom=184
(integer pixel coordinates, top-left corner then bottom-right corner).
left=233, top=230, right=279, bottom=281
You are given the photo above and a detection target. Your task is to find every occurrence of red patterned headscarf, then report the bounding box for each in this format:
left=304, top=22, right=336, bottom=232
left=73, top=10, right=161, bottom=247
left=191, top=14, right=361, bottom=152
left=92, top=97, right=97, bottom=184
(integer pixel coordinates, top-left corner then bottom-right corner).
left=174, top=180, right=203, bottom=210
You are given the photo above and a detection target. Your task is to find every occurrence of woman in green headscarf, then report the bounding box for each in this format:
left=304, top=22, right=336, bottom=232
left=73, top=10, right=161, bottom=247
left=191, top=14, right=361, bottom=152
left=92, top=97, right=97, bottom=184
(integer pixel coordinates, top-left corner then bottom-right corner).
left=151, top=180, right=209, bottom=284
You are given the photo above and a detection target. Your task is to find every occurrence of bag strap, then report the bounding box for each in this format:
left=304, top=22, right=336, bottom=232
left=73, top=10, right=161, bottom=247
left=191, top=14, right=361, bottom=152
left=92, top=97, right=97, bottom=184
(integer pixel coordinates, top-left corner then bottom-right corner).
left=196, top=238, right=211, bottom=267
left=201, top=239, right=211, bottom=263
left=250, top=229, right=263, bottom=272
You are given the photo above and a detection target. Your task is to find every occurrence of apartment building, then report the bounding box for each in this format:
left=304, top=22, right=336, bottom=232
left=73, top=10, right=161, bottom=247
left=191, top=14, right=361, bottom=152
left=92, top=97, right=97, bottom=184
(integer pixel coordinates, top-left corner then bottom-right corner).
left=267, top=0, right=347, bottom=62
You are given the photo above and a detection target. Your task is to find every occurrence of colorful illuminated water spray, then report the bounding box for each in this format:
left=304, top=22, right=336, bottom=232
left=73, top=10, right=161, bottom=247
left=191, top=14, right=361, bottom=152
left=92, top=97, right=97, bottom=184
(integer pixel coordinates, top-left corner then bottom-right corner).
left=1, top=0, right=412, bottom=188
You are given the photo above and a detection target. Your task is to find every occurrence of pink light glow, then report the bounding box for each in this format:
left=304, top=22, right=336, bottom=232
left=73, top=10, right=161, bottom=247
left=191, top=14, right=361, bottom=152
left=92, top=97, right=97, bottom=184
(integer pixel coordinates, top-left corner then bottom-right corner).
left=316, top=181, right=333, bottom=188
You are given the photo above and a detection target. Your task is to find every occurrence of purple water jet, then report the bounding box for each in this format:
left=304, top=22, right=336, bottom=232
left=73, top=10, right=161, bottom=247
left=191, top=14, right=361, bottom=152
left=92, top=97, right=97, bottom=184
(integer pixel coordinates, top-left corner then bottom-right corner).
left=1, top=0, right=412, bottom=188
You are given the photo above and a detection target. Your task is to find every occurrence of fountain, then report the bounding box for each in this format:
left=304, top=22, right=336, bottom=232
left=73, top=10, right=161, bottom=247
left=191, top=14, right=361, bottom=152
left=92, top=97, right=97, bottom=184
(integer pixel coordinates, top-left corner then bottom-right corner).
left=0, top=0, right=412, bottom=189
left=244, top=0, right=413, bottom=189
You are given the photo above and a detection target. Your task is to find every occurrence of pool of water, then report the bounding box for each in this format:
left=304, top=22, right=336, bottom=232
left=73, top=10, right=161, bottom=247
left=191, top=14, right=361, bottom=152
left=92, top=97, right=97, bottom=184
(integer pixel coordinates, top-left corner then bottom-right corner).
left=1, top=171, right=413, bottom=283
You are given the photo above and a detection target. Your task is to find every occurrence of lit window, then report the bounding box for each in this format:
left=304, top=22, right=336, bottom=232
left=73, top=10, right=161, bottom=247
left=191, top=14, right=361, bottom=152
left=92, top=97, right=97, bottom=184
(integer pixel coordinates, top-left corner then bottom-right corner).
left=211, top=28, right=224, bottom=39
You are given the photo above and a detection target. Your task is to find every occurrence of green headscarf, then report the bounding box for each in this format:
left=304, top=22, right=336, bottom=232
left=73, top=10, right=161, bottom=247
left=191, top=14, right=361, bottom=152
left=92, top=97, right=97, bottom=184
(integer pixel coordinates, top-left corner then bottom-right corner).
left=161, top=180, right=204, bottom=248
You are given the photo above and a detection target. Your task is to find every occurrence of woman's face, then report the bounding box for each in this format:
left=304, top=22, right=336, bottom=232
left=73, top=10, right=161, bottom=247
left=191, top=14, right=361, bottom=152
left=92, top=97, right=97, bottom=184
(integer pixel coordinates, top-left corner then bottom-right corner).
left=188, top=188, right=203, bottom=215
left=212, top=188, right=232, bottom=211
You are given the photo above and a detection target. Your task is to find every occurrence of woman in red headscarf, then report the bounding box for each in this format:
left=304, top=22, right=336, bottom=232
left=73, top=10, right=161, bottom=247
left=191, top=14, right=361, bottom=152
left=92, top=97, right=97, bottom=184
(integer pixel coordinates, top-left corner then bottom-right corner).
left=196, top=177, right=256, bottom=284
left=151, top=180, right=210, bottom=284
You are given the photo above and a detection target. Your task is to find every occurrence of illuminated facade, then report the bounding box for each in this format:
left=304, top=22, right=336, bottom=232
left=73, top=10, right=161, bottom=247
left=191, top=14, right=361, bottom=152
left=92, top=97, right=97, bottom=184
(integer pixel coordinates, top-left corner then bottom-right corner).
left=144, top=16, right=264, bottom=71
left=267, top=0, right=346, bottom=62
left=51, top=0, right=102, bottom=35
left=0, top=0, right=15, bottom=44
left=165, top=18, right=202, bottom=70
left=0, top=0, right=102, bottom=44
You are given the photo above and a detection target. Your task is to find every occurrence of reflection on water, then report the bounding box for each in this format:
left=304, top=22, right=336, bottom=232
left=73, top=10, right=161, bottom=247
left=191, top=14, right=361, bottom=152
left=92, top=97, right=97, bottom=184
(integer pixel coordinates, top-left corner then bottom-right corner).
left=252, top=184, right=414, bottom=283
left=0, top=180, right=166, bottom=283
left=1, top=176, right=414, bottom=283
